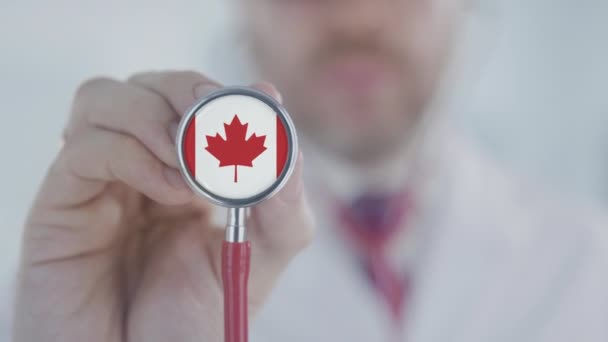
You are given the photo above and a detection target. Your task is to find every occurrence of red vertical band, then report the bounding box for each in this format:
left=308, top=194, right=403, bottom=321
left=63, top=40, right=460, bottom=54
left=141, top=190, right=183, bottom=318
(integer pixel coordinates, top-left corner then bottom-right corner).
left=222, top=241, right=251, bottom=342
left=276, top=116, right=287, bottom=177
left=184, top=117, right=196, bottom=176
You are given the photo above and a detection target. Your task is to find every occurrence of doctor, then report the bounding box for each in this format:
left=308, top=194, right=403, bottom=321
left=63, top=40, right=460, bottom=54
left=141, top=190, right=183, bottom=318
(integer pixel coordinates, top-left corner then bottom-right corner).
left=13, top=0, right=608, bottom=342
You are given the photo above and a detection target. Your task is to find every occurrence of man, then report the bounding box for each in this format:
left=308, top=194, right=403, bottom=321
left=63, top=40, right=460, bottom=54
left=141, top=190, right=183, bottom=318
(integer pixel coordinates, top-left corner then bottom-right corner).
left=13, top=0, right=608, bottom=342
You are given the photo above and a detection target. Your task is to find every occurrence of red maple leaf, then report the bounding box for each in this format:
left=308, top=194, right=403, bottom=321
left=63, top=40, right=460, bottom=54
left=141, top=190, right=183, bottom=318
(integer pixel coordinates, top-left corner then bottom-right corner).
left=205, top=114, right=267, bottom=183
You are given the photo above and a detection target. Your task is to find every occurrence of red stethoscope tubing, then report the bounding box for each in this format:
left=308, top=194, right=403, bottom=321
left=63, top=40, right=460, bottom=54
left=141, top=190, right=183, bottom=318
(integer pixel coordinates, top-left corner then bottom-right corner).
left=222, top=240, right=251, bottom=342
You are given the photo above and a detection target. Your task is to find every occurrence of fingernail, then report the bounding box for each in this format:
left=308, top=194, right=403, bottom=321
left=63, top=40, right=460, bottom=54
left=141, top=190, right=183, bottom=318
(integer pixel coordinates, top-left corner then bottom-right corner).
left=275, top=89, right=283, bottom=103
left=164, top=167, right=189, bottom=190
left=268, top=84, right=283, bottom=103
left=194, top=83, right=220, bottom=99
left=252, top=81, right=283, bottom=103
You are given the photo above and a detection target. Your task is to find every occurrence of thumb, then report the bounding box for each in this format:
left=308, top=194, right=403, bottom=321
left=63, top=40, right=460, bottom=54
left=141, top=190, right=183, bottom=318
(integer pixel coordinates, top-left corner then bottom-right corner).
left=246, top=152, right=315, bottom=302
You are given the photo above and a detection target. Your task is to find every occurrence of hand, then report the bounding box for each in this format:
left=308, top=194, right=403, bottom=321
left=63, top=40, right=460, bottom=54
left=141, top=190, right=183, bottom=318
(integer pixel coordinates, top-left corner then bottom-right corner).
left=13, top=71, right=314, bottom=342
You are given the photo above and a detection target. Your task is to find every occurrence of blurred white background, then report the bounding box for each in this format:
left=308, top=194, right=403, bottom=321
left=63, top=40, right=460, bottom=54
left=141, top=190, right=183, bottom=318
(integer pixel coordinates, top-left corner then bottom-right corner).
left=0, top=0, right=606, bottom=340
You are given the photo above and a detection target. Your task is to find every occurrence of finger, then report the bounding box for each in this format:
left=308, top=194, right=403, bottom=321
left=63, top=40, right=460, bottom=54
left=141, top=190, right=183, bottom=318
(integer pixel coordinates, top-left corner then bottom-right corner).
left=127, top=70, right=222, bottom=116
left=250, top=81, right=283, bottom=104
left=67, top=77, right=179, bottom=168
left=246, top=152, right=315, bottom=300
left=40, top=129, right=192, bottom=209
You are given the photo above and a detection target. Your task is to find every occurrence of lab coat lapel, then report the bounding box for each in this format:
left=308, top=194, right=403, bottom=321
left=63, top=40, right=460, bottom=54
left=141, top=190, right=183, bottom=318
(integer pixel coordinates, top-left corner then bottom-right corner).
left=403, top=132, right=608, bottom=342
left=402, top=130, right=520, bottom=342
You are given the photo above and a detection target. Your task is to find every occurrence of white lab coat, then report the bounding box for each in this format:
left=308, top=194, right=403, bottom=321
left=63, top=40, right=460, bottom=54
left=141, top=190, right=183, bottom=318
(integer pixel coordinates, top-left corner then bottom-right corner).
left=250, top=122, right=608, bottom=342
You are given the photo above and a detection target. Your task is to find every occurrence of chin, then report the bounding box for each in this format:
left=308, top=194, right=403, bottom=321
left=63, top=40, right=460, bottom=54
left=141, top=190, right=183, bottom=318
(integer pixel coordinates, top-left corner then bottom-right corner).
left=335, top=135, right=403, bottom=164
left=319, top=117, right=410, bottom=163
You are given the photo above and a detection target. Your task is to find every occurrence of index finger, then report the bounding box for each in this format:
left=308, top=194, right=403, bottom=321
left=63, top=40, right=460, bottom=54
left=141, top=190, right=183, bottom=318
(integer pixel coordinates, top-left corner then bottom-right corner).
left=128, top=70, right=222, bottom=115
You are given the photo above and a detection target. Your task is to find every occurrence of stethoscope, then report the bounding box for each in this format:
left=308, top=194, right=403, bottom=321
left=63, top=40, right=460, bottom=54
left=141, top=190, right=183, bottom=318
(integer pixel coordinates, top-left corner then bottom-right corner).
left=175, top=86, right=298, bottom=342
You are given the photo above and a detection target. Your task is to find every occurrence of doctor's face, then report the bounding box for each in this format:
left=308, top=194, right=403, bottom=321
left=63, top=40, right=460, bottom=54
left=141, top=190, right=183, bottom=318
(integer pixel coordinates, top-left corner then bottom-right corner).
left=242, top=0, right=463, bottom=162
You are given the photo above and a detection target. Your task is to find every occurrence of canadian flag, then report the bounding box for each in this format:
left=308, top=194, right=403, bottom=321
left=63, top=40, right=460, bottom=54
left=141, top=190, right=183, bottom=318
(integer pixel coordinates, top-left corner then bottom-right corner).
left=182, top=95, right=288, bottom=199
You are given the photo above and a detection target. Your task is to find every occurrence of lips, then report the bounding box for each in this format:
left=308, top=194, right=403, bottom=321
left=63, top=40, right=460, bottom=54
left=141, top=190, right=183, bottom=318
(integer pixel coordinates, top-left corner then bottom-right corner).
left=321, top=55, right=393, bottom=95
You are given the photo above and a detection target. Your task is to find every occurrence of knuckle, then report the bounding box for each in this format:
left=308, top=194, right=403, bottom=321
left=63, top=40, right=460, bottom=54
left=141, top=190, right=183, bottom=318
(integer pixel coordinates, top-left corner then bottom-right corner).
left=155, top=72, right=186, bottom=90
left=156, top=70, right=209, bottom=88
left=72, top=77, right=120, bottom=125
left=126, top=70, right=157, bottom=83
left=59, top=138, right=81, bottom=164
left=56, top=140, right=87, bottom=180
left=119, top=135, right=160, bottom=176
left=169, top=70, right=206, bottom=82
left=146, top=89, right=172, bottom=109
left=111, top=135, right=163, bottom=189
left=118, top=134, right=142, bottom=155
left=51, top=146, right=73, bottom=176
left=136, top=119, right=167, bottom=145
left=136, top=92, right=175, bottom=123
left=125, top=95, right=164, bottom=124
left=183, top=70, right=210, bottom=82
left=131, top=122, right=163, bottom=154
left=75, top=76, right=115, bottom=99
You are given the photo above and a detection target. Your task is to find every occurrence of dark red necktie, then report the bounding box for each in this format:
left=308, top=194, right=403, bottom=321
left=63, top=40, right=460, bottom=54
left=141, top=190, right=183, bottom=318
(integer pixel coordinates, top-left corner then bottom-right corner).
left=335, top=191, right=412, bottom=326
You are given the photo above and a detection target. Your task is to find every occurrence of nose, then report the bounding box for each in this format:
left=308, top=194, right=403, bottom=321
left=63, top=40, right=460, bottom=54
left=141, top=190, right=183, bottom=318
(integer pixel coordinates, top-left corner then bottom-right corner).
left=325, top=0, right=390, bottom=38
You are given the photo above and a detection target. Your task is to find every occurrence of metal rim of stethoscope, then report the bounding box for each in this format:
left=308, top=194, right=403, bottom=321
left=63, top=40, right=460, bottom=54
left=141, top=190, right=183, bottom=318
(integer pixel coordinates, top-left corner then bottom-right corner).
left=176, top=85, right=299, bottom=208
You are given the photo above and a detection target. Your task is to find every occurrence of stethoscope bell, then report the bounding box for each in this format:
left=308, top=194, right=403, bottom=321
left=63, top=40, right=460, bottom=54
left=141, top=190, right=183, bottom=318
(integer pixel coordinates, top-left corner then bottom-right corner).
left=176, top=86, right=298, bottom=342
